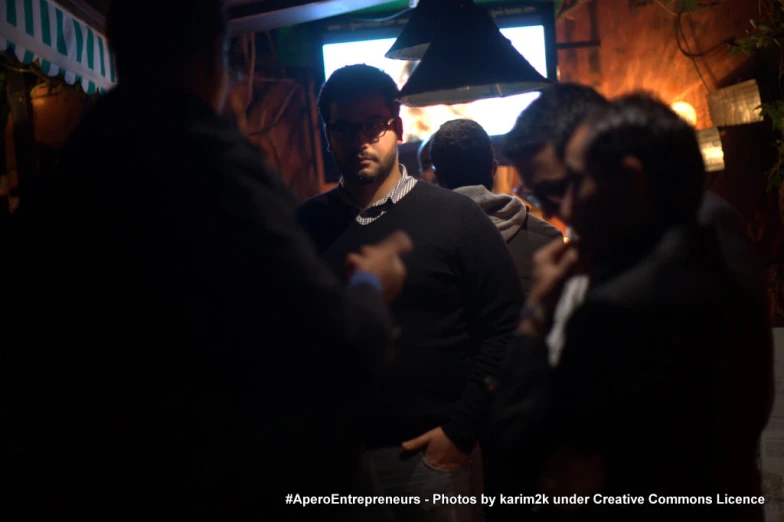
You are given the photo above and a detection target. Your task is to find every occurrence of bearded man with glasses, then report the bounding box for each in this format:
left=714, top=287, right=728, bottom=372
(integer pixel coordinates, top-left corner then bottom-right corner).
left=297, top=64, right=524, bottom=522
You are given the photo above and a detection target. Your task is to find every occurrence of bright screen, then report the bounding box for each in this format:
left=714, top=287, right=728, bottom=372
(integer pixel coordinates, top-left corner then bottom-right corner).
left=322, top=25, right=547, bottom=142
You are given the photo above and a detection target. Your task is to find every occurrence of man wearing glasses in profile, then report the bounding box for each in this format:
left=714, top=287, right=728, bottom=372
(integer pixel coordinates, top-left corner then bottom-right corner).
left=297, top=64, right=523, bottom=522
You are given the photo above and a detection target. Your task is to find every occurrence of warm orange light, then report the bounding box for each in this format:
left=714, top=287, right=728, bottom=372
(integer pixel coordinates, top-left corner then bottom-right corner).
left=670, top=101, right=697, bottom=127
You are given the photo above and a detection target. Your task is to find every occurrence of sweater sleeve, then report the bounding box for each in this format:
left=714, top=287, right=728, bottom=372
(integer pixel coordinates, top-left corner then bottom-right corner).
left=441, top=202, right=525, bottom=454
left=216, top=148, right=395, bottom=394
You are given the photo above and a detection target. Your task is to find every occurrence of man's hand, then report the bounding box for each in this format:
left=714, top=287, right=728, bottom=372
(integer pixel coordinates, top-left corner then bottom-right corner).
left=521, top=238, right=579, bottom=335
left=530, top=237, right=580, bottom=307
left=402, top=427, right=468, bottom=470
left=345, top=230, right=413, bottom=302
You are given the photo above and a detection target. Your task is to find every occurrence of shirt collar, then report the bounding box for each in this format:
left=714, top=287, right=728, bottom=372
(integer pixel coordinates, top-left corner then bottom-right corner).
left=338, top=164, right=411, bottom=210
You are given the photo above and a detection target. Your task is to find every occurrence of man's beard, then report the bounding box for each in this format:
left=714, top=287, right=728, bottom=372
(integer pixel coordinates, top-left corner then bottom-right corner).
left=341, top=150, right=396, bottom=186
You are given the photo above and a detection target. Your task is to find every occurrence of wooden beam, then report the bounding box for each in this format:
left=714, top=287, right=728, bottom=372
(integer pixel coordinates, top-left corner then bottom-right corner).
left=57, top=0, right=107, bottom=32
left=555, top=39, right=600, bottom=49
left=227, top=0, right=387, bottom=35
left=556, top=0, right=591, bottom=22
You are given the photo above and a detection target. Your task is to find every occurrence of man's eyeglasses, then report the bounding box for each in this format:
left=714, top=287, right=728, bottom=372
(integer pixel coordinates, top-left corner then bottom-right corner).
left=327, top=117, right=396, bottom=143
left=530, top=177, right=571, bottom=216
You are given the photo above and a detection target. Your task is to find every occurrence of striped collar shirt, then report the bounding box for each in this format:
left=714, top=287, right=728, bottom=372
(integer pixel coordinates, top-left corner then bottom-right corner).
left=336, top=164, right=417, bottom=225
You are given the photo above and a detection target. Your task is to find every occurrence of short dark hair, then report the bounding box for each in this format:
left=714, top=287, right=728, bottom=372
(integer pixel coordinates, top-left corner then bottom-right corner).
left=430, top=119, right=494, bottom=190
left=318, top=64, right=401, bottom=124
left=504, top=83, right=608, bottom=170
left=583, top=93, right=704, bottom=224
left=108, top=0, right=227, bottom=81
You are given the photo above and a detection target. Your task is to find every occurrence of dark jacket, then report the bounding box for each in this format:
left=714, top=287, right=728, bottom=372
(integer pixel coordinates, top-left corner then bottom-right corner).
left=1, top=86, right=394, bottom=522
left=489, top=223, right=771, bottom=522
left=453, top=185, right=562, bottom=295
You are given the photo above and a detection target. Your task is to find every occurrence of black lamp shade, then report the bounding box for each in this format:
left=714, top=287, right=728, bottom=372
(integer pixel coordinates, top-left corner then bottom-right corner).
left=385, top=0, right=442, bottom=60
left=399, top=1, right=551, bottom=107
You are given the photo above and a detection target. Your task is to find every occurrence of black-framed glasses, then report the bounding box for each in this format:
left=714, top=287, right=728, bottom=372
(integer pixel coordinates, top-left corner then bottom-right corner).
left=528, top=176, right=572, bottom=217
left=327, top=117, right=395, bottom=143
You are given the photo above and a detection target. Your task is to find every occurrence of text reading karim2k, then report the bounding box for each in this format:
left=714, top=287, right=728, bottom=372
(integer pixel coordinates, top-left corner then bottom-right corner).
left=477, top=494, right=767, bottom=507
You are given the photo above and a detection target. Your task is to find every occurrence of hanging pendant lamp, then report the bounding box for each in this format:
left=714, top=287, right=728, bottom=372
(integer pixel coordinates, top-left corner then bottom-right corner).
left=385, top=0, right=442, bottom=60
left=399, top=0, right=551, bottom=107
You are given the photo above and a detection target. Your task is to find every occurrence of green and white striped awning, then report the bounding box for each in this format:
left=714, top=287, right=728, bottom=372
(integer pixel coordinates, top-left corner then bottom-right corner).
left=0, top=0, right=116, bottom=94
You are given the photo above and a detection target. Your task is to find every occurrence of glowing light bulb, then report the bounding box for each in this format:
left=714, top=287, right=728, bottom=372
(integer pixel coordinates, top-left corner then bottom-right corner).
left=670, top=101, right=697, bottom=127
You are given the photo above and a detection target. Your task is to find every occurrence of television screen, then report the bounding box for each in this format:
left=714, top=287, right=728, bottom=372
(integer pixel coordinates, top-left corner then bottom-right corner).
left=322, top=25, right=548, bottom=142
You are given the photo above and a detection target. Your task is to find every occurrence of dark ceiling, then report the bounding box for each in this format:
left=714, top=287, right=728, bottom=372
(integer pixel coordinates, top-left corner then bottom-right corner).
left=84, top=0, right=111, bottom=14
left=76, top=0, right=399, bottom=18
left=72, top=0, right=399, bottom=34
left=72, top=1, right=558, bottom=36
left=57, top=0, right=110, bottom=32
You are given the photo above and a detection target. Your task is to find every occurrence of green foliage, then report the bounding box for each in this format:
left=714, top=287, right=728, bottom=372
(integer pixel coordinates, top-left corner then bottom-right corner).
left=731, top=15, right=784, bottom=56
left=729, top=2, right=784, bottom=192
left=759, top=100, right=784, bottom=191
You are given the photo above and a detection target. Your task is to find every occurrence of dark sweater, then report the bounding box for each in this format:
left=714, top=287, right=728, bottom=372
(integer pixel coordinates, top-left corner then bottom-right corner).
left=297, top=181, right=524, bottom=453
left=452, top=185, right=562, bottom=296
left=489, top=224, right=770, bottom=522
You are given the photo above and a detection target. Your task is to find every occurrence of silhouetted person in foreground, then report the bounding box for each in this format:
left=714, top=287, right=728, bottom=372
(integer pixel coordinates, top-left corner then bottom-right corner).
left=2, top=1, right=412, bottom=521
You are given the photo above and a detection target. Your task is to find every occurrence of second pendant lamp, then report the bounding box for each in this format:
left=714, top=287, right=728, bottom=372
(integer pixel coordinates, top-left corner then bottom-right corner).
left=398, top=0, right=551, bottom=107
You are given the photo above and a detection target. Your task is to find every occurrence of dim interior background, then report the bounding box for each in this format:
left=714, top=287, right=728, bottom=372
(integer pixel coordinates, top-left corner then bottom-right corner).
left=1, top=0, right=783, bottom=321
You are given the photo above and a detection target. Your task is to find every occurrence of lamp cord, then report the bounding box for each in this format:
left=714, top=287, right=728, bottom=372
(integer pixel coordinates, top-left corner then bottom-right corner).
left=674, top=9, right=713, bottom=92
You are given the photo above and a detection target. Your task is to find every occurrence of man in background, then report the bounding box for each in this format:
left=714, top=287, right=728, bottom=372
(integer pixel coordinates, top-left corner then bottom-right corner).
left=505, top=83, right=608, bottom=222
left=430, top=118, right=562, bottom=296
left=503, top=83, right=608, bottom=365
left=1, top=2, right=412, bottom=521
left=429, top=118, right=560, bottom=521
left=494, top=94, right=772, bottom=522
left=503, top=82, right=771, bottom=367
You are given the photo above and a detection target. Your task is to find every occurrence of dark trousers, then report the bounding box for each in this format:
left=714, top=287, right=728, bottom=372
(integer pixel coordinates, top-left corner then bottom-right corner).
left=351, top=446, right=477, bottom=522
